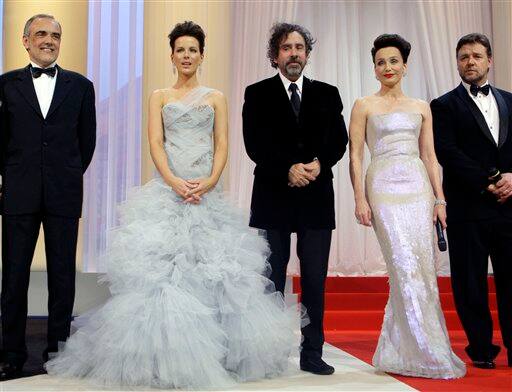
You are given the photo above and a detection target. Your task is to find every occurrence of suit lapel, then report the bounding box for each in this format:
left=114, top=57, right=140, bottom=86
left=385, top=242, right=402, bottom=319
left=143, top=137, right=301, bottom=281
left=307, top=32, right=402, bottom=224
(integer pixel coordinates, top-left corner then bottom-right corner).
left=490, top=86, right=509, bottom=148
left=272, top=74, right=299, bottom=124
left=14, top=65, right=43, bottom=118
left=455, top=83, right=496, bottom=146
left=298, top=77, right=311, bottom=126
left=46, top=65, right=73, bottom=119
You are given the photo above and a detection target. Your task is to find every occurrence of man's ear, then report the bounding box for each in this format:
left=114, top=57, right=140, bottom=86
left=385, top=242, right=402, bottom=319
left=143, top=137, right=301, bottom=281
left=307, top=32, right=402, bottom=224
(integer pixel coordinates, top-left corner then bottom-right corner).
left=22, top=36, right=30, bottom=51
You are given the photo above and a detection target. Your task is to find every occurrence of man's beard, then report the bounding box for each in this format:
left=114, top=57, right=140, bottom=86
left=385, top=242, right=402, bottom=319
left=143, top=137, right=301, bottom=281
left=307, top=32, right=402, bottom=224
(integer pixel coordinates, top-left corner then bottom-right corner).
left=285, top=62, right=304, bottom=77
left=460, top=67, right=489, bottom=85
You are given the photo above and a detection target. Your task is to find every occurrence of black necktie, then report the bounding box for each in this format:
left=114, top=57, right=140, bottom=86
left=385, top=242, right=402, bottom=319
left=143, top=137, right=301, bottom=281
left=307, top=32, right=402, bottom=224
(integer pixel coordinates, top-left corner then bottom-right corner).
left=289, top=83, right=301, bottom=118
left=31, top=66, right=56, bottom=78
left=470, top=84, right=490, bottom=97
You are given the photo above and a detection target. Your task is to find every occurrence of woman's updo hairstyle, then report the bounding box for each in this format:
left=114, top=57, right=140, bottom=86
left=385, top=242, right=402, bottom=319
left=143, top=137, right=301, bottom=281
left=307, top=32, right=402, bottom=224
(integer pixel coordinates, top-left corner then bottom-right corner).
left=371, top=34, right=411, bottom=64
left=168, top=21, right=206, bottom=54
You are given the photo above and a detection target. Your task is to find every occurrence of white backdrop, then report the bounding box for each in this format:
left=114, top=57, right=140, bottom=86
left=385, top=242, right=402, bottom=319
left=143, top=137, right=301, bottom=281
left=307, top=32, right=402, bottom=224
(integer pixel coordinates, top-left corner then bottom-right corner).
left=81, top=0, right=144, bottom=272
left=75, top=1, right=495, bottom=275
left=227, top=1, right=493, bottom=276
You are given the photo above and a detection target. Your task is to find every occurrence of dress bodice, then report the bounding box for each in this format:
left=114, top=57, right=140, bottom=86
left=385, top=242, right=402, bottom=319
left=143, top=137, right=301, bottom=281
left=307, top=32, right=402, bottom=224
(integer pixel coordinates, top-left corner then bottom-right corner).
left=366, top=112, right=423, bottom=161
left=161, top=87, right=215, bottom=179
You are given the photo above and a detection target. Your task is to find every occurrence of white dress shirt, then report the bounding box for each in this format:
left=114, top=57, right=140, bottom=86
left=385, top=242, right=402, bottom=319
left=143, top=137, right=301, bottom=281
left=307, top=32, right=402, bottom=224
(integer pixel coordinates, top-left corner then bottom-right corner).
left=31, top=61, right=58, bottom=119
left=463, top=80, right=500, bottom=144
left=278, top=70, right=304, bottom=100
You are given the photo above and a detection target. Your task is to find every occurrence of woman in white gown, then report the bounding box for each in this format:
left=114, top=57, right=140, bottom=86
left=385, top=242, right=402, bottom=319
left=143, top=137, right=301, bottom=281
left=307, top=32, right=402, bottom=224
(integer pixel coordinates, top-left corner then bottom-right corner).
left=45, top=21, right=298, bottom=389
left=348, top=34, right=466, bottom=379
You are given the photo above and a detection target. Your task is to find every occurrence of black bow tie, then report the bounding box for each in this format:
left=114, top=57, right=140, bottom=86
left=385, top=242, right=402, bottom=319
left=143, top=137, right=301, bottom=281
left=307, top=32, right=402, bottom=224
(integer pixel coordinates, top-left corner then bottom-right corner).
left=31, top=66, right=56, bottom=78
left=470, top=84, right=490, bottom=97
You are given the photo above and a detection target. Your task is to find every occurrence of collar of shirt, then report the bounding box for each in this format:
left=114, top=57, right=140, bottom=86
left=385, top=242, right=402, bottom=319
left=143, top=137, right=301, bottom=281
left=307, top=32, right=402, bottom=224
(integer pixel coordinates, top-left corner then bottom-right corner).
left=278, top=70, right=304, bottom=98
left=462, top=79, right=489, bottom=98
left=30, top=61, right=58, bottom=78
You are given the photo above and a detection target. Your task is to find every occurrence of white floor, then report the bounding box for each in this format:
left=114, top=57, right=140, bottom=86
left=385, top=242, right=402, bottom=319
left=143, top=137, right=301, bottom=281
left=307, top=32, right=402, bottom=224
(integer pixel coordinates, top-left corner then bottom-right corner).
left=1, top=344, right=415, bottom=392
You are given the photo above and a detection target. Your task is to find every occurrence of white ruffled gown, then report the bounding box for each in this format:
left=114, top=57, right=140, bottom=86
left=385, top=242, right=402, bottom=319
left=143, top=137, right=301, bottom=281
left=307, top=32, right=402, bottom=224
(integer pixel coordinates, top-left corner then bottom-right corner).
left=45, top=87, right=298, bottom=389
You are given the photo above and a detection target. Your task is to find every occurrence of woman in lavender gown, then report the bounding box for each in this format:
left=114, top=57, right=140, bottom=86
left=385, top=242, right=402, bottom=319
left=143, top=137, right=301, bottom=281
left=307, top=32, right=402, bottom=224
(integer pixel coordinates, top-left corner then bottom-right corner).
left=348, top=34, right=466, bottom=379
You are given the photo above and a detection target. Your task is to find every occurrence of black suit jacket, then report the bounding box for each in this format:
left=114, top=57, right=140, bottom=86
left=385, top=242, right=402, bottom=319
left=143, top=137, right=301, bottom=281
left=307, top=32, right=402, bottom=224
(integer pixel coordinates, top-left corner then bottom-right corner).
left=243, top=74, right=348, bottom=231
left=431, top=83, right=512, bottom=222
left=0, top=65, right=96, bottom=218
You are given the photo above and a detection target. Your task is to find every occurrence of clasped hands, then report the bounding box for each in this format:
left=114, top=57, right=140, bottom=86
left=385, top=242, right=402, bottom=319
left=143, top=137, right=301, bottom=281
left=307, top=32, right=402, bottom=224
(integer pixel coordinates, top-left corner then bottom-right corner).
left=167, top=176, right=215, bottom=204
left=487, top=172, right=512, bottom=204
left=288, top=160, right=321, bottom=187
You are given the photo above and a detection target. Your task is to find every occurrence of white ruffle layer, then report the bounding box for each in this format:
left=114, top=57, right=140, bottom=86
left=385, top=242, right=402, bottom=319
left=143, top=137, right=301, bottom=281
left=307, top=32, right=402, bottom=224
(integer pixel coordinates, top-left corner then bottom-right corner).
left=45, top=179, right=299, bottom=389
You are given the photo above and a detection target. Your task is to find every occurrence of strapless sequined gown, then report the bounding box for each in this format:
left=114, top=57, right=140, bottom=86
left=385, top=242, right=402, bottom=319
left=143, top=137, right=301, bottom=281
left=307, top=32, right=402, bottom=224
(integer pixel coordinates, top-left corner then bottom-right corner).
left=45, top=87, right=298, bottom=389
left=365, top=112, right=466, bottom=379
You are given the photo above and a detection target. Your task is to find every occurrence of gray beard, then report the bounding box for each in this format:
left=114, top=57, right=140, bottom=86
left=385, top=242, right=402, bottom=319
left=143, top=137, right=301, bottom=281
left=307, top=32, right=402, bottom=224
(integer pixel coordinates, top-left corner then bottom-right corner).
left=285, top=64, right=303, bottom=78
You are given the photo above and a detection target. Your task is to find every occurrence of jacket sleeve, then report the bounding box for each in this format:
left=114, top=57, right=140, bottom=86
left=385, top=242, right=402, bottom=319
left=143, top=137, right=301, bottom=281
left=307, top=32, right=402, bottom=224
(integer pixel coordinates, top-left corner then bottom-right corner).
left=431, top=97, right=489, bottom=193
left=242, top=86, right=293, bottom=183
left=78, top=81, right=96, bottom=173
left=315, top=86, right=348, bottom=169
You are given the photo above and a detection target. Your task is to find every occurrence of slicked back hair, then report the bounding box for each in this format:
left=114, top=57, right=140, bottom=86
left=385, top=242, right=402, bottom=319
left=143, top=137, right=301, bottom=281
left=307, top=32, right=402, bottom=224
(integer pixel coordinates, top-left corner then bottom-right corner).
left=371, top=34, right=411, bottom=64
left=456, top=33, right=492, bottom=58
left=23, top=14, right=61, bottom=37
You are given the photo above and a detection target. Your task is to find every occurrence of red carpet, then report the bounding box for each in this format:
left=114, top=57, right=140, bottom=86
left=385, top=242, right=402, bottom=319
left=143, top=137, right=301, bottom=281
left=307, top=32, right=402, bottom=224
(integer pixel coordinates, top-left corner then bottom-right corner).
left=293, top=276, right=511, bottom=391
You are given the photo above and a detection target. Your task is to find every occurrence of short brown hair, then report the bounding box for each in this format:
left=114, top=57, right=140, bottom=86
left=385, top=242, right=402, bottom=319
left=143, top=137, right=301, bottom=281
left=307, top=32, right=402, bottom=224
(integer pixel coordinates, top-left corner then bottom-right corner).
left=456, top=33, right=492, bottom=58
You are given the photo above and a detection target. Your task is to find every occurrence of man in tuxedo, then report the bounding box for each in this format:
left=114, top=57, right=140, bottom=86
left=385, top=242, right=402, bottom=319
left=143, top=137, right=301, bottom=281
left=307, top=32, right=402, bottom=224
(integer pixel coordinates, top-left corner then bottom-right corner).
left=0, top=14, right=96, bottom=379
left=243, top=22, right=348, bottom=375
left=431, top=33, right=512, bottom=369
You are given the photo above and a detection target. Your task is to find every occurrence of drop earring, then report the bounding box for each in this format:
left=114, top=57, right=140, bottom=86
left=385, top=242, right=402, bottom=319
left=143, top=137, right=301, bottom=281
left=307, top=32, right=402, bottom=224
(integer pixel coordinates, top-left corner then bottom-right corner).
left=172, top=64, right=176, bottom=75
left=198, top=64, right=202, bottom=76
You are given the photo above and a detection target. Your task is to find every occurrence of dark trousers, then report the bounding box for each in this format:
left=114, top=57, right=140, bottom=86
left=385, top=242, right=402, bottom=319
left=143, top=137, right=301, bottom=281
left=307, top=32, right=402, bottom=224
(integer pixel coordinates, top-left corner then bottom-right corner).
left=265, top=229, right=332, bottom=359
left=447, top=216, right=512, bottom=361
left=1, top=213, right=78, bottom=366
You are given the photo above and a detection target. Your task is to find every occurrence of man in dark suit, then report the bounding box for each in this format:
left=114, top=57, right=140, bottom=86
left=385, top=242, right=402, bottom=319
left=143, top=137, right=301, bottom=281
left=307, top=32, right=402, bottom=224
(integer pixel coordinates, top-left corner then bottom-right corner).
left=431, top=33, right=512, bottom=369
left=0, top=14, right=96, bottom=379
left=243, top=23, right=348, bottom=375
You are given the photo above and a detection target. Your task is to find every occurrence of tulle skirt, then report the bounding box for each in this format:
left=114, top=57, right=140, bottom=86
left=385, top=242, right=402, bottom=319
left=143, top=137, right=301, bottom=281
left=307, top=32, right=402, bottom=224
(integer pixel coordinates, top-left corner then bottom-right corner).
left=45, top=178, right=299, bottom=389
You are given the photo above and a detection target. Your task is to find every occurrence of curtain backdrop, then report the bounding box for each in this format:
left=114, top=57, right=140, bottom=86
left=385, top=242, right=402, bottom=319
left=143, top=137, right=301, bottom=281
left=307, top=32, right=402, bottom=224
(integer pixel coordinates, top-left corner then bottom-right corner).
left=76, top=0, right=494, bottom=274
left=228, top=1, right=493, bottom=276
left=81, top=0, right=144, bottom=272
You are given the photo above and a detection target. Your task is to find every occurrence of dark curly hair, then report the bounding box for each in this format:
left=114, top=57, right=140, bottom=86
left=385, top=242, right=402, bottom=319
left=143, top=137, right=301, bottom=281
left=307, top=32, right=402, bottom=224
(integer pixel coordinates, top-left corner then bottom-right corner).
left=267, top=22, right=316, bottom=68
left=456, top=33, right=492, bottom=58
left=168, top=21, right=205, bottom=54
left=371, top=34, right=411, bottom=64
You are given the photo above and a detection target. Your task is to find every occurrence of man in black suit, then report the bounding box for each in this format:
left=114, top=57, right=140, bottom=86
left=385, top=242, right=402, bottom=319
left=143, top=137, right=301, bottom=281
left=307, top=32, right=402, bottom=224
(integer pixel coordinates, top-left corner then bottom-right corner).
left=431, top=33, right=512, bottom=369
left=243, top=23, right=348, bottom=375
left=0, top=14, right=96, bottom=379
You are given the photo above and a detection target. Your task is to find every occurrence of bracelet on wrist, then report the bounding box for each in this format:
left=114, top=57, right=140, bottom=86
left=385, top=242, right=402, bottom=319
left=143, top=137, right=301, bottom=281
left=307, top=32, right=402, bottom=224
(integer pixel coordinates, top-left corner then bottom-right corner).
left=434, top=199, right=447, bottom=206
